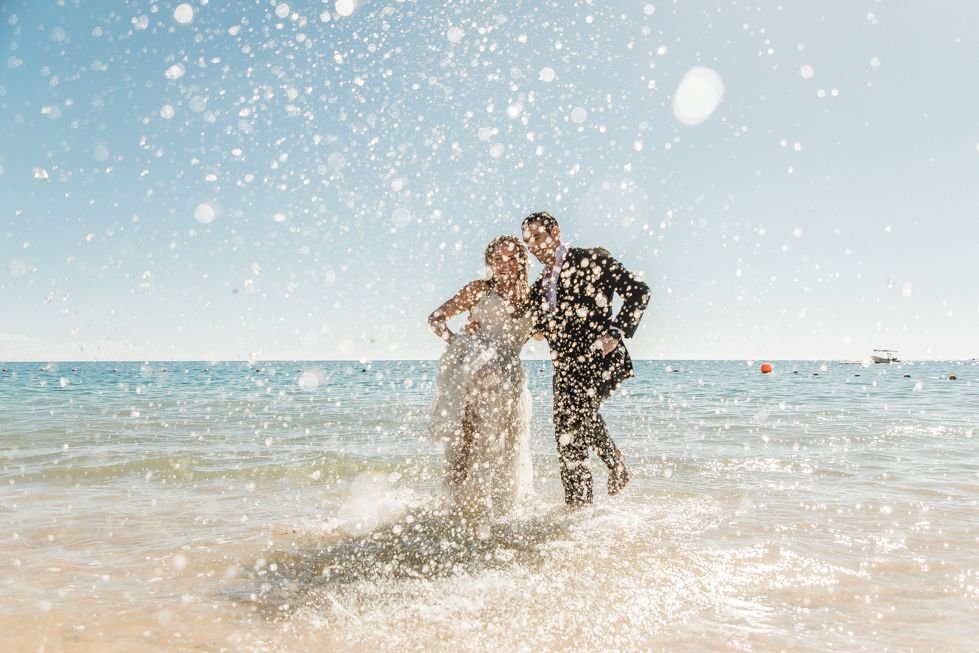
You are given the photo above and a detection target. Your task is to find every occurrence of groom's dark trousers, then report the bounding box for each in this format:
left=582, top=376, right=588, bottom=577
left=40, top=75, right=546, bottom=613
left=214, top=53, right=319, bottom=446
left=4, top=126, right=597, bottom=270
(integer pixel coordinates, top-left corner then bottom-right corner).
left=530, top=246, right=650, bottom=505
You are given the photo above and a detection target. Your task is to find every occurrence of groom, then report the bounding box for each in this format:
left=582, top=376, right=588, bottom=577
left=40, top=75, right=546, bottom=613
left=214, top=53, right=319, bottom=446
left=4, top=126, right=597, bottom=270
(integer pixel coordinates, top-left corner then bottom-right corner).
left=522, top=212, right=651, bottom=506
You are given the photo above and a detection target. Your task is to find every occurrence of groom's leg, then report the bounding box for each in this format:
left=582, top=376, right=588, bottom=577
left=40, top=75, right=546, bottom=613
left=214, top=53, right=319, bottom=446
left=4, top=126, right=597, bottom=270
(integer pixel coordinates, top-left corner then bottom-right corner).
left=580, top=379, right=630, bottom=494
left=586, top=411, right=619, bottom=471
left=553, top=375, right=593, bottom=505
left=573, top=371, right=618, bottom=471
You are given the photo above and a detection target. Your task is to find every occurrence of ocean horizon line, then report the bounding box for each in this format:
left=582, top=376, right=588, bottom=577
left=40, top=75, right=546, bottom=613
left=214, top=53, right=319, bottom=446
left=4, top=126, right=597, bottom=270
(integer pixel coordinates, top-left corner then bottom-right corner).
left=2, top=357, right=976, bottom=365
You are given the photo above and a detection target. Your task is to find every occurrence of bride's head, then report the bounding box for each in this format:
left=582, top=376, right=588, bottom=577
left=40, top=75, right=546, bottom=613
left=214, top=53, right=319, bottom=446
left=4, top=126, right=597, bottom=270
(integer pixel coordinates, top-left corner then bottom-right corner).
left=485, top=235, right=530, bottom=286
left=485, top=235, right=530, bottom=316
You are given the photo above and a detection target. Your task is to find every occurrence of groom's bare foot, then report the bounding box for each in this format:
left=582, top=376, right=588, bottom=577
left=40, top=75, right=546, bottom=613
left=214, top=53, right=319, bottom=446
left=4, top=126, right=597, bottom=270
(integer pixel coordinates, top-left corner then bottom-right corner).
left=608, top=449, right=630, bottom=496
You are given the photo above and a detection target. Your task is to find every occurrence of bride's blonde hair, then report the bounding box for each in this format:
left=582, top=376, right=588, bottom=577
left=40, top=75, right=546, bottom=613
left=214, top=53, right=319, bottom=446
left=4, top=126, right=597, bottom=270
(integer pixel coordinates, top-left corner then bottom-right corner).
left=484, top=235, right=531, bottom=317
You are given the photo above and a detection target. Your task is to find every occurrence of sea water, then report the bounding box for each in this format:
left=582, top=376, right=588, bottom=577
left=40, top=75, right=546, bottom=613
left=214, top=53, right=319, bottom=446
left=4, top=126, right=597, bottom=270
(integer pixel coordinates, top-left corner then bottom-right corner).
left=1, top=360, right=978, bottom=651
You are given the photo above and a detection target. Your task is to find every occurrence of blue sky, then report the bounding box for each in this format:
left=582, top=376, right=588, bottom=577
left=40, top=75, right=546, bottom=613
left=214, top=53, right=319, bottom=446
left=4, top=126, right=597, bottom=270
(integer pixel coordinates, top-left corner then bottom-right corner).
left=2, top=0, right=978, bottom=361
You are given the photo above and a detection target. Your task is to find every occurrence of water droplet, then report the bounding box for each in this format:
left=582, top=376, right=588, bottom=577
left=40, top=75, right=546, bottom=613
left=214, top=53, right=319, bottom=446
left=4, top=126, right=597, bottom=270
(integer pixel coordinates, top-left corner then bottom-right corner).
left=194, top=203, right=216, bottom=224
left=335, top=0, right=356, bottom=17
left=672, top=67, right=724, bottom=126
left=165, top=63, right=185, bottom=80
left=446, top=26, right=464, bottom=43
left=391, top=207, right=412, bottom=228
left=296, top=371, right=320, bottom=390
left=173, top=3, right=194, bottom=25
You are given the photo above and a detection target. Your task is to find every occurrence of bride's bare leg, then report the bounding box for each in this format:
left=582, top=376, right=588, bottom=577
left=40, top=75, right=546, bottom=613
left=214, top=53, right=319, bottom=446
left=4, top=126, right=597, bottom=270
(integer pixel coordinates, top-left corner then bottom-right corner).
left=448, top=404, right=476, bottom=486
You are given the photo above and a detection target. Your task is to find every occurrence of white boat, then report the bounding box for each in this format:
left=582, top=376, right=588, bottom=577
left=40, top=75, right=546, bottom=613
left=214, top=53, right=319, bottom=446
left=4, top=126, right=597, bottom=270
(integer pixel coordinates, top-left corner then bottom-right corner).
left=871, top=349, right=900, bottom=364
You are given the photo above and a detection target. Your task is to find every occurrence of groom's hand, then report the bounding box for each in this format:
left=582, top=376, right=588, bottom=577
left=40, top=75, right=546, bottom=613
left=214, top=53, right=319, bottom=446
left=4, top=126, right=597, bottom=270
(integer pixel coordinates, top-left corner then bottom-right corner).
left=598, top=333, right=621, bottom=357
left=463, top=320, right=481, bottom=335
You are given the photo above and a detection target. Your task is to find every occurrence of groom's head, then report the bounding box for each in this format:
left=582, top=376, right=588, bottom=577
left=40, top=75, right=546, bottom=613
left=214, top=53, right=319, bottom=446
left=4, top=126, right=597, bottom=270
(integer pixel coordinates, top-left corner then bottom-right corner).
left=521, top=211, right=561, bottom=265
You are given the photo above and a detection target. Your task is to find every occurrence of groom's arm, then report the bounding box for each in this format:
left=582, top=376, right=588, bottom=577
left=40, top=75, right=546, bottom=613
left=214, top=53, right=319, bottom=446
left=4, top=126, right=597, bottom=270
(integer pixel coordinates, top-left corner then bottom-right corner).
left=602, top=251, right=650, bottom=340
left=528, top=278, right=547, bottom=334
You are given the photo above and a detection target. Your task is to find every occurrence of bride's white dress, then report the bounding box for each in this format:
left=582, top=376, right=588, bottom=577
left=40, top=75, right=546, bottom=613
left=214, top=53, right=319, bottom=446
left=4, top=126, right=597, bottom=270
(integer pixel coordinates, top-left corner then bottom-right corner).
left=429, top=291, right=534, bottom=517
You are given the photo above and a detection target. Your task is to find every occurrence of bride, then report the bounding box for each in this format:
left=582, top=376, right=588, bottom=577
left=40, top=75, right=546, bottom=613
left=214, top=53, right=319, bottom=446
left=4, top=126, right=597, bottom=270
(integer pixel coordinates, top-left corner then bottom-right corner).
left=428, top=235, right=535, bottom=518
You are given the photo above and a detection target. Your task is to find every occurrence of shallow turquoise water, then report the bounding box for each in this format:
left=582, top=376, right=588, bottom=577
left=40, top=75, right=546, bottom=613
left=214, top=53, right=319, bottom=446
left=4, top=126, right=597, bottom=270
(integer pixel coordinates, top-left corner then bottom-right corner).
left=1, top=360, right=977, bottom=651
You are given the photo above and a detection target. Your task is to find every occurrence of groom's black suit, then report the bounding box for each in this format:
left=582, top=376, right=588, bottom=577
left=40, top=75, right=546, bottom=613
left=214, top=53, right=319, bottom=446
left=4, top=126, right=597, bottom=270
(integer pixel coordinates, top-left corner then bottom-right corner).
left=530, top=246, right=650, bottom=505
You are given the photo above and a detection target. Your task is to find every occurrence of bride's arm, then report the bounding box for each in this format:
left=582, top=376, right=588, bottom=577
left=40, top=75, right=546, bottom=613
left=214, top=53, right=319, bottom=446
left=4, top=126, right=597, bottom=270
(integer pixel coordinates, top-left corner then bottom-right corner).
left=428, top=280, right=488, bottom=342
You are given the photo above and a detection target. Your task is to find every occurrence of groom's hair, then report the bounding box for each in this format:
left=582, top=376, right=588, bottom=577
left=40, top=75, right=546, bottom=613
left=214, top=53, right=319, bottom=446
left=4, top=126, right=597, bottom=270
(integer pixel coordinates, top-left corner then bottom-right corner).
left=521, top=211, right=559, bottom=234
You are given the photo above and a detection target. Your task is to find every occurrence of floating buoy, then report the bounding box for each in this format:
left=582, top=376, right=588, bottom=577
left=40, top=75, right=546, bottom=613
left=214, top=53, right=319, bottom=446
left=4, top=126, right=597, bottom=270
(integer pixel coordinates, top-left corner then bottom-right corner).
left=760, top=362, right=773, bottom=374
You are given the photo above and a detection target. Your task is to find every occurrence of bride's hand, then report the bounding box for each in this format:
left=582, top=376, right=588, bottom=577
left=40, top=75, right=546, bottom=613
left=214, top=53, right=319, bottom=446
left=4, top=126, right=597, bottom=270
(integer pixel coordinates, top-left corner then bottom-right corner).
left=463, top=320, right=481, bottom=335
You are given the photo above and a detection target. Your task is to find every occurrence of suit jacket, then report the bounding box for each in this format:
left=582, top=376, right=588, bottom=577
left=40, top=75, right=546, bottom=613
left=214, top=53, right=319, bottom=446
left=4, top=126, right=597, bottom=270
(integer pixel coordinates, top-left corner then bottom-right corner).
left=530, top=246, right=650, bottom=393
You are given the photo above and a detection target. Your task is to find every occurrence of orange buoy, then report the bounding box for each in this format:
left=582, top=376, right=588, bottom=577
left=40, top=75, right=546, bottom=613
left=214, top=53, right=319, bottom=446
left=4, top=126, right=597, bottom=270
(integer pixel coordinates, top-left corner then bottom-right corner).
left=760, top=362, right=773, bottom=374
